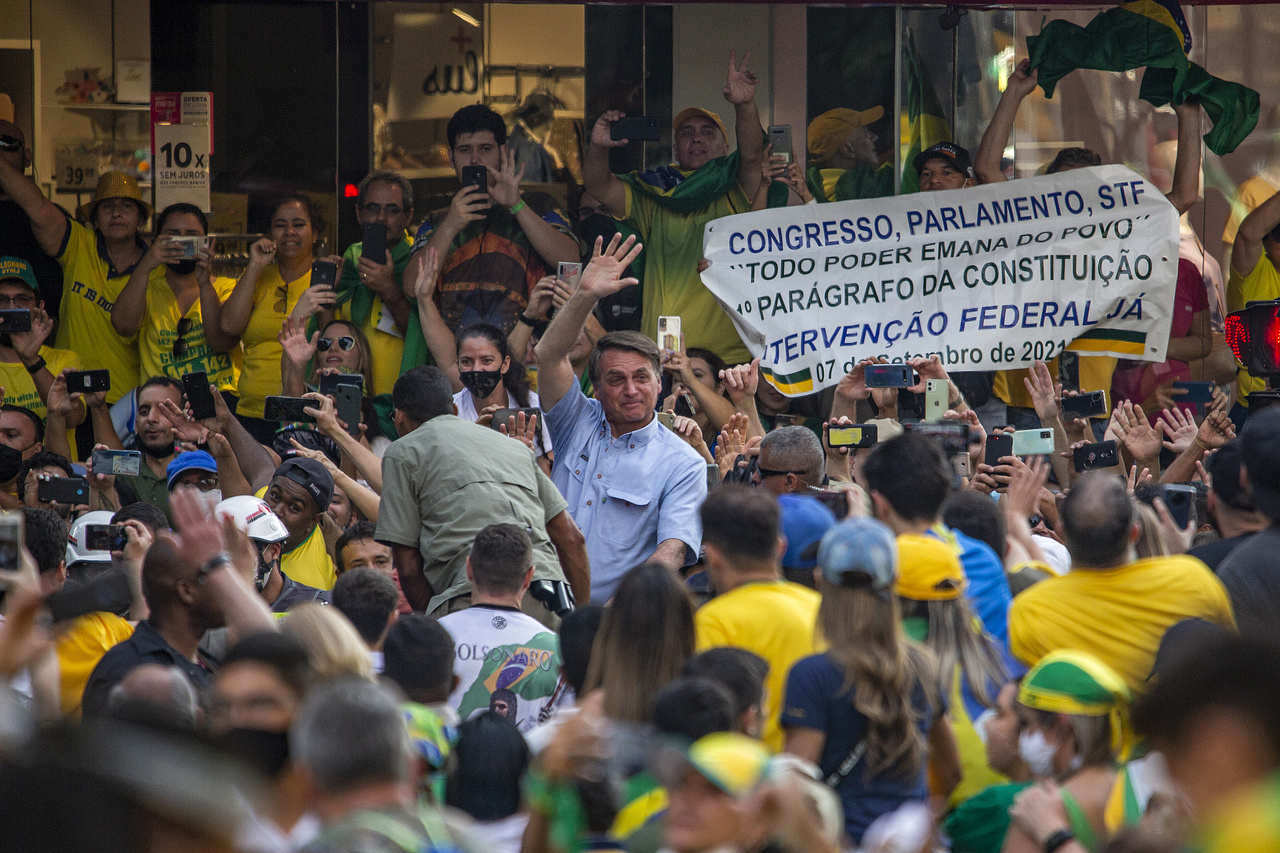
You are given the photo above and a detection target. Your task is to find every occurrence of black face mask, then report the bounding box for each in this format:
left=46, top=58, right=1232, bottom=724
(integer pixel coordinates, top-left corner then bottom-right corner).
left=221, top=727, right=291, bottom=778
left=578, top=213, right=617, bottom=248
left=167, top=258, right=198, bottom=275
left=460, top=370, right=503, bottom=400
left=0, top=443, right=23, bottom=484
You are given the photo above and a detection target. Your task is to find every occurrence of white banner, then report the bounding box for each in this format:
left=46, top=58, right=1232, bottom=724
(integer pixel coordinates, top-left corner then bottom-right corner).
left=701, top=165, right=1179, bottom=395
left=153, top=123, right=211, bottom=213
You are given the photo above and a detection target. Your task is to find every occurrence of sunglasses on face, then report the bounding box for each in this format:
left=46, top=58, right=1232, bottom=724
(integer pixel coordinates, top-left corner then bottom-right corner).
left=0, top=136, right=21, bottom=152
left=317, top=336, right=356, bottom=353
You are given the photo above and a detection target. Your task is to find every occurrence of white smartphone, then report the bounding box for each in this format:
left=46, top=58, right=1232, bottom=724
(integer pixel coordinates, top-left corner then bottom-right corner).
left=657, top=315, right=682, bottom=353
left=924, top=379, right=948, bottom=423
left=1012, top=428, right=1055, bottom=456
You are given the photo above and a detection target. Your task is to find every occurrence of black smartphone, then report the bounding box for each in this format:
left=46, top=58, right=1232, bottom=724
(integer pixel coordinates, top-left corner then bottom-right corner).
left=908, top=421, right=970, bottom=455
left=865, top=364, right=914, bottom=388
left=90, top=449, right=141, bottom=477
left=985, top=433, right=1014, bottom=468
left=1073, top=440, right=1120, bottom=473
left=813, top=490, right=851, bottom=520
left=360, top=222, right=388, bottom=265
left=767, top=125, right=793, bottom=161
left=334, top=384, right=362, bottom=438
left=1158, top=484, right=1197, bottom=529
left=310, top=260, right=338, bottom=288
left=772, top=413, right=799, bottom=427
left=46, top=571, right=133, bottom=623
left=85, top=523, right=128, bottom=552
left=1173, top=381, right=1215, bottom=405
left=38, top=477, right=89, bottom=505
left=461, top=165, right=488, bottom=192
left=610, top=116, right=661, bottom=142
left=674, top=394, right=695, bottom=419
left=263, top=396, right=317, bottom=423
left=0, top=309, right=32, bottom=334
left=65, top=369, right=111, bottom=394
left=181, top=371, right=218, bottom=421
left=1061, top=390, right=1108, bottom=420
left=827, top=424, right=878, bottom=449
left=318, top=372, right=364, bottom=397
left=489, top=407, right=541, bottom=432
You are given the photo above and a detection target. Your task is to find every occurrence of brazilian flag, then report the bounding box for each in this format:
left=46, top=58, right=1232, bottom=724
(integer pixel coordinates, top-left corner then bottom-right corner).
left=900, top=31, right=953, bottom=195
left=1026, top=0, right=1259, bottom=155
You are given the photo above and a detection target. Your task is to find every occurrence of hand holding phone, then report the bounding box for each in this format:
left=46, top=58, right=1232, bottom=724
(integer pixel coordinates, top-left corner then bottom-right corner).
left=827, top=424, right=878, bottom=449
left=65, top=369, right=111, bottom=395
left=181, top=371, right=217, bottom=421
left=311, top=260, right=338, bottom=288
left=610, top=116, right=661, bottom=142
left=865, top=364, right=914, bottom=388
left=1073, top=440, right=1119, bottom=473
left=360, top=222, right=388, bottom=265
left=985, top=433, right=1014, bottom=468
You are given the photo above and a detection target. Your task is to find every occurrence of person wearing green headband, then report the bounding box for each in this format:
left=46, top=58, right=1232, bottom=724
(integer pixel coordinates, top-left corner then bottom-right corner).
left=1002, top=650, right=1142, bottom=853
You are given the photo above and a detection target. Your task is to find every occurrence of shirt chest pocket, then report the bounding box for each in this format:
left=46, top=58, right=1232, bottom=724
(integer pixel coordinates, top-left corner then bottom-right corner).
left=597, top=487, right=654, bottom=545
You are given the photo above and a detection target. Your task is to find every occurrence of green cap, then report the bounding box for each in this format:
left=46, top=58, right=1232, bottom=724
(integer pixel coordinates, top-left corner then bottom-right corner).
left=0, top=256, right=38, bottom=293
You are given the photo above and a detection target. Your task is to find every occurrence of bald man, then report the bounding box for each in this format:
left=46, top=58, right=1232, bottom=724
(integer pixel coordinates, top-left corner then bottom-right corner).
left=0, top=120, right=62, bottom=317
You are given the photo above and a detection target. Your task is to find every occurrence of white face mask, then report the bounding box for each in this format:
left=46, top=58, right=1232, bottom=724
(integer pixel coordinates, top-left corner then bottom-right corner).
left=1019, top=729, right=1059, bottom=777
left=200, top=489, right=223, bottom=512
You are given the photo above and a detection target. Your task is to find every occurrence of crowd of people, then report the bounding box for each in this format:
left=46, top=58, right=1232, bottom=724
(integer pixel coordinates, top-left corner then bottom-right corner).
left=0, top=46, right=1277, bottom=853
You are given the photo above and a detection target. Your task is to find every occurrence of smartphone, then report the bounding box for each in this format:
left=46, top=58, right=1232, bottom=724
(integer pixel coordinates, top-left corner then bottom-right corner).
left=657, top=315, right=682, bottom=352
left=263, top=396, right=317, bottom=423
left=656, top=412, right=676, bottom=430
left=1061, top=390, right=1109, bottom=420
left=0, top=309, right=32, bottom=334
left=772, top=413, right=799, bottom=428
left=310, top=260, right=338, bottom=288
left=38, top=477, right=89, bottom=505
left=65, top=369, right=111, bottom=394
left=985, top=433, right=1014, bottom=468
left=557, top=261, right=582, bottom=289
left=828, top=424, right=878, bottom=449
left=1013, top=428, right=1055, bottom=456
left=865, top=364, right=914, bottom=388
left=1173, top=381, right=1215, bottom=405
left=813, top=490, right=851, bottom=520
left=0, top=512, right=21, bottom=573
left=1073, top=440, right=1120, bottom=473
left=924, top=379, right=948, bottom=423
left=908, top=421, right=970, bottom=455
left=334, top=384, right=362, bottom=438
left=318, top=372, right=364, bottom=397
left=85, top=524, right=128, bottom=552
left=767, top=125, right=793, bottom=163
left=673, top=394, right=695, bottom=419
left=181, top=371, right=217, bottom=421
left=167, top=235, right=208, bottom=258
left=1158, top=484, right=1197, bottom=529
left=90, top=449, right=141, bottom=477
left=610, top=116, right=661, bottom=142
left=1058, top=351, right=1081, bottom=393
left=361, top=222, right=388, bottom=265
left=953, top=453, right=972, bottom=477
left=706, top=463, right=720, bottom=490
left=46, top=571, right=133, bottom=622
left=461, top=165, right=488, bottom=192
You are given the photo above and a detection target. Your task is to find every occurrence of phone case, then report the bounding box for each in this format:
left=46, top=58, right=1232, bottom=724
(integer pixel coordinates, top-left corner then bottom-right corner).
left=334, top=385, right=362, bottom=437
left=657, top=316, right=682, bottom=352
left=68, top=369, right=111, bottom=393
left=1012, top=428, right=1055, bottom=456
left=1062, top=391, right=1108, bottom=420
left=1073, top=441, right=1119, bottom=472
left=924, top=379, right=948, bottom=423
left=865, top=365, right=912, bottom=388
left=264, top=397, right=316, bottom=422
left=985, top=434, right=1014, bottom=468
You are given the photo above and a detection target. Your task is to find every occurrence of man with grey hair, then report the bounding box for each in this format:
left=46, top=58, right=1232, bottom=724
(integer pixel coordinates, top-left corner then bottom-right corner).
left=752, top=426, right=825, bottom=496
left=336, top=169, right=417, bottom=398
left=106, top=663, right=200, bottom=728
left=293, top=679, right=426, bottom=852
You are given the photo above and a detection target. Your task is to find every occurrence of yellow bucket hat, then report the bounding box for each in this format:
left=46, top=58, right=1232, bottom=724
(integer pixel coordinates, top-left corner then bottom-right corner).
left=78, top=170, right=152, bottom=223
left=806, top=106, right=885, bottom=160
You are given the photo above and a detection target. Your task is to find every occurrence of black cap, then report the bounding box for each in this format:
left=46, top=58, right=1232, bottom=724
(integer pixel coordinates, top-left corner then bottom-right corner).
left=913, top=141, right=974, bottom=178
left=1206, top=440, right=1254, bottom=512
left=274, top=457, right=334, bottom=514
left=1240, top=407, right=1280, bottom=520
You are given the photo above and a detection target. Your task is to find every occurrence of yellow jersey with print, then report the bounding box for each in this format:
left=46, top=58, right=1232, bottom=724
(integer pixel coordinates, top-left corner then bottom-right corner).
left=337, top=231, right=414, bottom=397
left=236, top=264, right=312, bottom=418
left=56, top=610, right=135, bottom=717
left=139, top=267, right=238, bottom=392
left=1226, top=254, right=1280, bottom=405
left=694, top=579, right=823, bottom=751
left=0, top=346, right=81, bottom=451
left=54, top=220, right=141, bottom=403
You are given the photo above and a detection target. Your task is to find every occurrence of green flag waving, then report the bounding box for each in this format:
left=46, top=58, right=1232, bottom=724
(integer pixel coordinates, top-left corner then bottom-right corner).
left=901, top=31, right=953, bottom=195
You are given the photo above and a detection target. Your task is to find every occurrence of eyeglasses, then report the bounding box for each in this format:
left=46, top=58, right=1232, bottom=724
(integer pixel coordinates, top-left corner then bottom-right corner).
left=172, top=317, right=193, bottom=358
left=317, top=336, right=356, bottom=352
left=0, top=136, right=21, bottom=152
left=359, top=203, right=402, bottom=217
left=0, top=293, right=36, bottom=309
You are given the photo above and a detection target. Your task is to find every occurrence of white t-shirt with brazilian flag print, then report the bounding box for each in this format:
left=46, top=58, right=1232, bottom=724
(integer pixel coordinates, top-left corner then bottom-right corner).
left=439, top=604, right=563, bottom=734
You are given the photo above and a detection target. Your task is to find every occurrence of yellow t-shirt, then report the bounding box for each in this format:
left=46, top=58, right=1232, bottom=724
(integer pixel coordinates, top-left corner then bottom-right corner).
left=139, top=267, right=238, bottom=392
left=236, top=265, right=312, bottom=418
left=54, top=221, right=141, bottom=403
left=1009, top=554, right=1236, bottom=693
left=1226, top=253, right=1280, bottom=404
left=282, top=523, right=337, bottom=591
left=993, top=354, right=1118, bottom=410
left=694, top=579, right=823, bottom=751
left=337, top=231, right=413, bottom=398
left=56, top=611, right=135, bottom=716
left=0, top=346, right=81, bottom=452
left=622, top=178, right=752, bottom=364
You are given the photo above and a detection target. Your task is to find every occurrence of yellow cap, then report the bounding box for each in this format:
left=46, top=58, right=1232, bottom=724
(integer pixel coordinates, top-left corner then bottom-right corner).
left=673, top=107, right=729, bottom=144
left=894, top=533, right=966, bottom=601
left=685, top=732, right=772, bottom=797
left=806, top=106, right=885, bottom=161
left=78, top=170, right=152, bottom=223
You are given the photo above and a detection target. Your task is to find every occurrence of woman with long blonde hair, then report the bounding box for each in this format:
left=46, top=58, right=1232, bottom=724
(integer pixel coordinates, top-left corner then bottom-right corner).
left=782, top=518, right=958, bottom=847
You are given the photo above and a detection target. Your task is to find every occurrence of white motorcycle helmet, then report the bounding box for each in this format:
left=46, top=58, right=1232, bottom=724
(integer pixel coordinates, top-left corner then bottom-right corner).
left=66, top=510, right=118, bottom=568
left=214, top=495, right=288, bottom=544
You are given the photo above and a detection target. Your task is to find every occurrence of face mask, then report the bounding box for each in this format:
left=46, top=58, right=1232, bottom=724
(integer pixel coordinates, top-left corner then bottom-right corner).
left=1018, top=729, right=1059, bottom=778
left=201, top=489, right=223, bottom=512
left=221, top=727, right=291, bottom=778
left=578, top=213, right=617, bottom=247
left=167, top=258, right=198, bottom=275
left=0, top=443, right=23, bottom=483
left=460, top=370, right=503, bottom=400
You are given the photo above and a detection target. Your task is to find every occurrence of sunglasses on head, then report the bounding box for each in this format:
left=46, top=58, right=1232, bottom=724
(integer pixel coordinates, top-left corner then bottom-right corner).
left=0, top=136, right=21, bottom=152
left=317, top=336, right=356, bottom=352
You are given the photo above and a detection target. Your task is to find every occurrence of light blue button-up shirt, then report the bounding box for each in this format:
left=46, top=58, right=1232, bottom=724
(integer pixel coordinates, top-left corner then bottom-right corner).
left=545, top=382, right=707, bottom=603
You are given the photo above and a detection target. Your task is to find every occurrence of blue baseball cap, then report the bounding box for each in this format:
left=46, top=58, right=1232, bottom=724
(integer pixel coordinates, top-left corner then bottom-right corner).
left=778, top=494, right=837, bottom=570
left=166, top=450, right=218, bottom=490
left=817, top=517, right=898, bottom=590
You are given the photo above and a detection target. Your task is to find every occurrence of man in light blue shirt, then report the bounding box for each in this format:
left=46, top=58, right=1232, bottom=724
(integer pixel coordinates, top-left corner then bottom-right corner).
left=535, top=235, right=707, bottom=602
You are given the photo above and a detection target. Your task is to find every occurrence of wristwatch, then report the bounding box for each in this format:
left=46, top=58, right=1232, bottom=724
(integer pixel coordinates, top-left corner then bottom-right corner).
left=1043, top=829, right=1075, bottom=853
left=24, top=356, right=46, bottom=375
left=516, top=312, right=539, bottom=327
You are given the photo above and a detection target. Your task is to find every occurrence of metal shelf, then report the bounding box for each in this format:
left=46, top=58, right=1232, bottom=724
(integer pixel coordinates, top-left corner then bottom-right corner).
left=60, top=102, right=150, bottom=112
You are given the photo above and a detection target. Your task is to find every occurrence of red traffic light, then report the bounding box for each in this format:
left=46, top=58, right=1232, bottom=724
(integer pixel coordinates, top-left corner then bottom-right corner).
left=1225, top=301, right=1280, bottom=377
